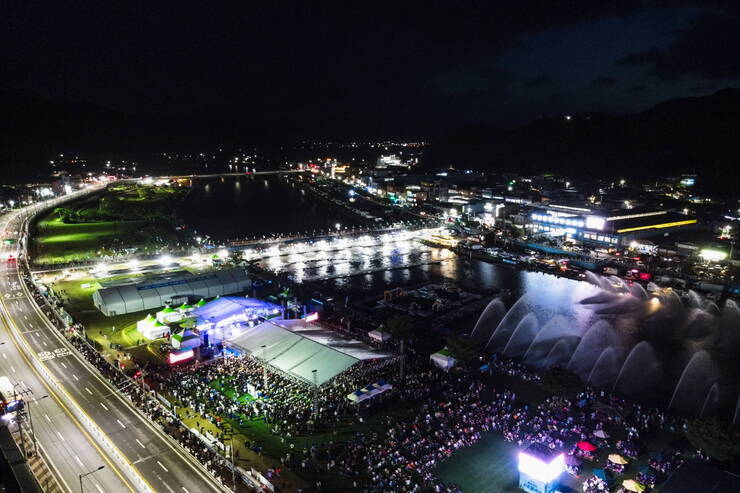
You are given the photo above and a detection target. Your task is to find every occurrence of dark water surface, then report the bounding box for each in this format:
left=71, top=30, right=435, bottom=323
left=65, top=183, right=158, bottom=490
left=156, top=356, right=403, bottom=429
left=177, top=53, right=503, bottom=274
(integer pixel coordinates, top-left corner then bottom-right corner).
left=182, top=175, right=361, bottom=241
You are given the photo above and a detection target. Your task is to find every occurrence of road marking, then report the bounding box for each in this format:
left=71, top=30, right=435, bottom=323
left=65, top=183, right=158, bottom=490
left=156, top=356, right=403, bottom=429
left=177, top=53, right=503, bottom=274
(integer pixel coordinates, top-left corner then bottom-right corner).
left=75, top=455, right=84, bottom=467
left=44, top=414, right=51, bottom=423
left=2, top=353, right=6, bottom=359
left=85, top=387, right=93, bottom=395
left=60, top=362, right=67, bottom=368
left=72, top=374, right=79, bottom=381
left=117, top=419, right=126, bottom=428
left=100, top=402, right=109, bottom=411
left=42, top=340, right=48, bottom=347
left=182, top=488, right=190, bottom=493
left=95, top=485, right=104, bottom=493
left=136, top=439, right=146, bottom=449
left=10, top=365, right=15, bottom=373
left=23, top=315, right=28, bottom=320
left=56, top=431, right=65, bottom=442
left=157, top=461, right=168, bottom=472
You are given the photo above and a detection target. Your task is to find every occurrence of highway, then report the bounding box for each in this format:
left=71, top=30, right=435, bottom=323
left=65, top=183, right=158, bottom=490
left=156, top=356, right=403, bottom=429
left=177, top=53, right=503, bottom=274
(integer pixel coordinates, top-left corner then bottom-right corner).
left=0, top=199, right=228, bottom=492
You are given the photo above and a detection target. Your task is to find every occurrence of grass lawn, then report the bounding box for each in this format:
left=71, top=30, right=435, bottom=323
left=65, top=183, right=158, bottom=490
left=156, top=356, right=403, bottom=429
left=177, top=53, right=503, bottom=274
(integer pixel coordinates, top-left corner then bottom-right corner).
left=436, top=434, right=522, bottom=492
left=33, top=214, right=153, bottom=264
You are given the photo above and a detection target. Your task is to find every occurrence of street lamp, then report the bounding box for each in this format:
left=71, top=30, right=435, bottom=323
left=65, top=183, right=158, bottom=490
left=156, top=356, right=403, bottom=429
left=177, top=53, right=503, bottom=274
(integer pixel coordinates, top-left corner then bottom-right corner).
left=79, top=465, right=104, bottom=493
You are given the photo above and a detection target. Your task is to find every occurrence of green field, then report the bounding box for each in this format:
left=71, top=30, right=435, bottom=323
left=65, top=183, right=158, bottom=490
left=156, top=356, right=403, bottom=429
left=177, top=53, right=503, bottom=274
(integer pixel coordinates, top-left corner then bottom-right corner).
left=34, top=215, right=153, bottom=264
left=31, top=184, right=188, bottom=264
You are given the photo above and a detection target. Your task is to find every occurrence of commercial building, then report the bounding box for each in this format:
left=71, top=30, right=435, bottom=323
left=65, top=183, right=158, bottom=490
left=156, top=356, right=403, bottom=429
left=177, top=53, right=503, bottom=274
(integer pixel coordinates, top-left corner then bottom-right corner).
left=529, top=204, right=699, bottom=248
left=92, top=268, right=250, bottom=316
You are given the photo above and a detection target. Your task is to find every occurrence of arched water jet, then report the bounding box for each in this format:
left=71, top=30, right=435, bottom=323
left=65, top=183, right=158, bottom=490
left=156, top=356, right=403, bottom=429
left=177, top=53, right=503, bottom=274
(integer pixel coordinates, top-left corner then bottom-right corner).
left=471, top=297, right=506, bottom=344
left=585, top=271, right=616, bottom=292
left=567, top=320, right=621, bottom=379
left=700, top=383, right=720, bottom=418
left=522, top=316, right=578, bottom=365
left=542, top=337, right=580, bottom=368
left=502, top=313, right=539, bottom=358
left=611, top=341, right=662, bottom=396
left=628, top=283, right=648, bottom=301
left=587, top=347, right=625, bottom=389
left=687, top=290, right=703, bottom=309
left=486, top=295, right=532, bottom=351
left=668, top=351, right=718, bottom=415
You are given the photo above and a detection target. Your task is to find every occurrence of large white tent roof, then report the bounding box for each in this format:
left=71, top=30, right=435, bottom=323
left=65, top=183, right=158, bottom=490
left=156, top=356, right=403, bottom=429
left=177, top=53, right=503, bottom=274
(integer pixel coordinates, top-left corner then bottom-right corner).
left=227, top=320, right=390, bottom=386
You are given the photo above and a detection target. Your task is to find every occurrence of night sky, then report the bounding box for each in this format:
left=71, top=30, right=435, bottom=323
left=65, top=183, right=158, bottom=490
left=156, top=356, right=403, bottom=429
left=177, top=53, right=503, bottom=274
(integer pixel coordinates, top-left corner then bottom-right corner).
left=3, top=2, right=740, bottom=135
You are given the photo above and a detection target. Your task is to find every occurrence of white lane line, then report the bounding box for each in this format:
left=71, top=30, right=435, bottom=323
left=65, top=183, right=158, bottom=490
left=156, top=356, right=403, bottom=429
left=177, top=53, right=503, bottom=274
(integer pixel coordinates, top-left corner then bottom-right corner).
left=10, top=366, right=15, bottom=373
left=157, top=461, right=168, bottom=472
left=85, top=387, right=93, bottom=395
left=95, top=485, right=104, bottom=493
left=72, top=374, right=79, bottom=381
left=42, top=340, right=48, bottom=347
left=182, top=488, right=190, bottom=493
left=23, top=315, right=28, bottom=320
left=60, top=362, right=67, bottom=369
left=2, top=353, right=6, bottom=359
left=100, top=402, right=109, bottom=411
left=136, top=438, right=146, bottom=449
left=44, top=414, right=51, bottom=423
left=75, top=455, right=84, bottom=467
left=56, top=431, right=65, bottom=442
left=117, top=419, right=126, bottom=428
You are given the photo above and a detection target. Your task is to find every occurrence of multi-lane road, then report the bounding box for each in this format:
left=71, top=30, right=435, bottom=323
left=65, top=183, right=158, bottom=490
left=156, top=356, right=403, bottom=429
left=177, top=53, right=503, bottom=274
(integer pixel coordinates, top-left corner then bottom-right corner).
left=0, top=198, right=227, bottom=492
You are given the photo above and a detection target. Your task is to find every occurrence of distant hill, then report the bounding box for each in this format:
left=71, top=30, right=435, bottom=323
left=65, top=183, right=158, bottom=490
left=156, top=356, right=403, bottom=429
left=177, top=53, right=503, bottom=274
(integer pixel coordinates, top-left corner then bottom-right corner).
left=2, top=88, right=739, bottom=195
left=426, top=88, right=740, bottom=197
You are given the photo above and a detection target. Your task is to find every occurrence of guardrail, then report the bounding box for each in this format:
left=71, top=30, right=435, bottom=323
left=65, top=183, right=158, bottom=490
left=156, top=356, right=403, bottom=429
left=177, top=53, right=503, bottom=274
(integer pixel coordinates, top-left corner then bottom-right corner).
left=0, top=302, right=152, bottom=492
left=16, top=205, right=235, bottom=492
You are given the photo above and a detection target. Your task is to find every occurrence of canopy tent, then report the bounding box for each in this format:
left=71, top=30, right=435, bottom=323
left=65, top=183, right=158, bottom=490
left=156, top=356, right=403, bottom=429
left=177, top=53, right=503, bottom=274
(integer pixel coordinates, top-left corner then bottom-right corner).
left=368, top=329, right=391, bottom=342
left=157, top=305, right=185, bottom=324
left=196, top=298, right=209, bottom=307
left=347, top=380, right=393, bottom=403
left=592, top=469, right=611, bottom=482
left=172, top=329, right=200, bottom=349
left=430, top=348, right=456, bottom=371
left=622, top=479, right=646, bottom=492
left=593, top=429, right=610, bottom=439
left=138, top=318, right=170, bottom=340
left=577, top=441, right=597, bottom=452
left=608, top=454, right=629, bottom=465
left=227, top=320, right=388, bottom=387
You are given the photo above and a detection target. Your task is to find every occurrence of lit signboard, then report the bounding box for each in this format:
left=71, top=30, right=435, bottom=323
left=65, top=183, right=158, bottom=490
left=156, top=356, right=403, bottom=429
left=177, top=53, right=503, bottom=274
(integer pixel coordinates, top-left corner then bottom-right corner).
left=585, top=216, right=606, bottom=231
left=518, top=451, right=564, bottom=484
left=305, top=312, right=319, bottom=322
left=168, top=348, right=195, bottom=364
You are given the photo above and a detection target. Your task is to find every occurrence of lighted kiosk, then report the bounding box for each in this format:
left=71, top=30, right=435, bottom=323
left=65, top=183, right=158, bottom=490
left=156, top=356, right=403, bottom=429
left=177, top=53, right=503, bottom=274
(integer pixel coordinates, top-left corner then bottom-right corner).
left=518, top=443, right=564, bottom=493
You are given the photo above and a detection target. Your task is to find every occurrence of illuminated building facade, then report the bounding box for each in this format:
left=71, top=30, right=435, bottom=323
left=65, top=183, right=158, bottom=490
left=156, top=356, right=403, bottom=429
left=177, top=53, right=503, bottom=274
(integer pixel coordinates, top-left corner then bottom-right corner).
left=529, top=204, right=699, bottom=247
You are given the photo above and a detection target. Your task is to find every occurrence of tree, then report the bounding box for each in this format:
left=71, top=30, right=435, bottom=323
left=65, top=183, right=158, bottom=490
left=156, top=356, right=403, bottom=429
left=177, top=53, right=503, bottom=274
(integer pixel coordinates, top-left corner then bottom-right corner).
left=228, top=249, right=243, bottom=266
left=446, top=334, right=480, bottom=368
left=686, top=418, right=740, bottom=461
left=385, top=315, right=413, bottom=384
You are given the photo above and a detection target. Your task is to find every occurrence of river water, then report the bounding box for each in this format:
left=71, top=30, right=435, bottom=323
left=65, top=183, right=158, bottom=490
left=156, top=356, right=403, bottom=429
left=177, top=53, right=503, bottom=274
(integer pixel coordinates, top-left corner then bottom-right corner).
left=184, top=176, right=590, bottom=327
left=181, top=175, right=362, bottom=242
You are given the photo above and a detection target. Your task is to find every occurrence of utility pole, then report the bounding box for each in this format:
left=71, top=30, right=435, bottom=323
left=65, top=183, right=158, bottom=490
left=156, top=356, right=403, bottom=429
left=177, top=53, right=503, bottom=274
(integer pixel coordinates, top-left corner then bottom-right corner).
left=79, top=465, right=104, bottom=493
